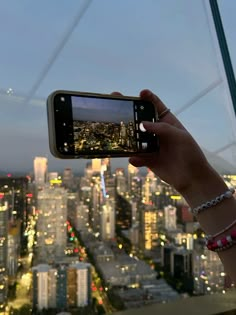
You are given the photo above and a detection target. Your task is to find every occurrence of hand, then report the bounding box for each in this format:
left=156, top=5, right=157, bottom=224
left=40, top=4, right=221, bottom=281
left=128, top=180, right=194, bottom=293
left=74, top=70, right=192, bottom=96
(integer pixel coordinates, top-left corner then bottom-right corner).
left=129, top=89, right=213, bottom=195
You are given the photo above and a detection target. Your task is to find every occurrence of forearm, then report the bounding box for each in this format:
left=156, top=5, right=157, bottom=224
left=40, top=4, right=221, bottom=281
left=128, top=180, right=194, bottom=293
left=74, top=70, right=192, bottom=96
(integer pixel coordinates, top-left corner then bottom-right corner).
left=180, top=163, right=236, bottom=283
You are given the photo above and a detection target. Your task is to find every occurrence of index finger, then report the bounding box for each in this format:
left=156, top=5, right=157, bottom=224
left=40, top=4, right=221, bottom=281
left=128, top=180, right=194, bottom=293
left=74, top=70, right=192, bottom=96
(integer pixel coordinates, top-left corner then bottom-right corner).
left=111, top=91, right=123, bottom=96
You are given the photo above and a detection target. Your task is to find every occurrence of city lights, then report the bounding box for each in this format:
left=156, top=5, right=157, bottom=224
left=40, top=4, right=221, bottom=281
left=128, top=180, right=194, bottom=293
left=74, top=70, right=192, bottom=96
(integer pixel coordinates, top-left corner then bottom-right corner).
left=0, top=158, right=233, bottom=314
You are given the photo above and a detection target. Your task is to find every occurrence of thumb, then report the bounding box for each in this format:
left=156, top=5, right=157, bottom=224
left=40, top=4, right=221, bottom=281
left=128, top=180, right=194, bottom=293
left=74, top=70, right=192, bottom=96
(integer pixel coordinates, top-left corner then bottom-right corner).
left=142, top=121, right=178, bottom=137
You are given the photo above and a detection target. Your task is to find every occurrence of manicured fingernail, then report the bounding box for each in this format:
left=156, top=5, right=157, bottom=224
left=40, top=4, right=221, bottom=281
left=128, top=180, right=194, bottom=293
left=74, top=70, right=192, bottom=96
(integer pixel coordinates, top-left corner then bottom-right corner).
left=139, top=122, right=146, bottom=132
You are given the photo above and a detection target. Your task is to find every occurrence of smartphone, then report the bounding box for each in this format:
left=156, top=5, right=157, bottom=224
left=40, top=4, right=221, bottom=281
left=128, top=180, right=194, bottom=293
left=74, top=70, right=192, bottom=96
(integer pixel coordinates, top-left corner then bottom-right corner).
left=47, top=90, right=159, bottom=159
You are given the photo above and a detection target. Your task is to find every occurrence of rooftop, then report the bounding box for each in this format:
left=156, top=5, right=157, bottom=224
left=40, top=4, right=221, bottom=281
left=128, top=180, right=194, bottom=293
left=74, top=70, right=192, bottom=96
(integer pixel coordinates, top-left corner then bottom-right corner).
left=114, top=289, right=236, bottom=315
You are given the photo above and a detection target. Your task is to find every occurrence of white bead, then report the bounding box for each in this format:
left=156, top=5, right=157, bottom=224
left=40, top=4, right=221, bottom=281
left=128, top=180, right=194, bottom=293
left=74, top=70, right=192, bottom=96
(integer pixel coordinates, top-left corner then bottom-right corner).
left=225, top=191, right=232, bottom=198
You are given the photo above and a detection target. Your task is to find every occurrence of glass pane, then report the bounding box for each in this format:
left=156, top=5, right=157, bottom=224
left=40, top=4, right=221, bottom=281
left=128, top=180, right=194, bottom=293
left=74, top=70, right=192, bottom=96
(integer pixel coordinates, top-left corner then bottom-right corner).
left=0, top=1, right=235, bottom=313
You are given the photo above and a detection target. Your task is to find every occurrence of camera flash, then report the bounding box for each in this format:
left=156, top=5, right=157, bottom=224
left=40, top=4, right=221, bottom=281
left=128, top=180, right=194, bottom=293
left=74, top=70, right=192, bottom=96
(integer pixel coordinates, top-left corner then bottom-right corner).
left=61, top=97, right=65, bottom=102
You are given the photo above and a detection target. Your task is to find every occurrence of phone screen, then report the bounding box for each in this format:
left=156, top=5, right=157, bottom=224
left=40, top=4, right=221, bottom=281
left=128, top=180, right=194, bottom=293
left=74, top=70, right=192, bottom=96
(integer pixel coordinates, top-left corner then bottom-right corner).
left=53, top=93, right=158, bottom=157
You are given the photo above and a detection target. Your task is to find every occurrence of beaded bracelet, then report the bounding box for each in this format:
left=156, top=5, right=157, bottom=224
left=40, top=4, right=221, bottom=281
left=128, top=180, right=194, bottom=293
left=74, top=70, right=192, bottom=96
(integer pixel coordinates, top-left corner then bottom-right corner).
left=206, top=229, right=236, bottom=252
left=190, top=187, right=235, bottom=217
left=206, top=218, right=236, bottom=241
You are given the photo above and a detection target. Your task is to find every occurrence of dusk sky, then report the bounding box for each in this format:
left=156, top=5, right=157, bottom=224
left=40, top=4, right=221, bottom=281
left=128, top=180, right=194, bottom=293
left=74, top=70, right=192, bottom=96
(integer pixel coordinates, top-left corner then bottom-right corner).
left=0, top=0, right=236, bottom=174
left=72, top=96, right=134, bottom=123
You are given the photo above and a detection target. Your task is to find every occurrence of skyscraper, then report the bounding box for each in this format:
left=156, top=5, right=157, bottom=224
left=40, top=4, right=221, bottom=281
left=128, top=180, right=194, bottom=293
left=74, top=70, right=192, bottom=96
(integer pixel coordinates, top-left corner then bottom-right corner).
left=75, top=201, right=89, bottom=232
left=34, top=157, right=48, bottom=186
left=0, top=176, right=29, bottom=224
left=36, top=186, right=68, bottom=263
left=91, top=158, right=101, bottom=173
left=127, top=163, right=139, bottom=192
left=140, top=206, right=158, bottom=251
left=101, top=198, right=115, bottom=240
left=143, top=169, right=157, bottom=205
left=164, top=205, right=177, bottom=231
left=115, top=168, right=127, bottom=196
left=63, top=168, right=74, bottom=189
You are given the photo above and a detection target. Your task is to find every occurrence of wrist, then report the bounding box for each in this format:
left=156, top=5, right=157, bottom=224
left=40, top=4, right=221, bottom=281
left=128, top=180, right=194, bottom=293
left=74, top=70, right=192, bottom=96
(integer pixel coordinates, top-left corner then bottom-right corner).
left=179, top=162, right=228, bottom=208
left=179, top=162, right=236, bottom=235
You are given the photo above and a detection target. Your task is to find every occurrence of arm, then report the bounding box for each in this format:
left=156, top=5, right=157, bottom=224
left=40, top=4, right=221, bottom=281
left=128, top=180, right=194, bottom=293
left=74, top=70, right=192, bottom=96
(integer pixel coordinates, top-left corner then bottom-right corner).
left=129, top=89, right=236, bottom=283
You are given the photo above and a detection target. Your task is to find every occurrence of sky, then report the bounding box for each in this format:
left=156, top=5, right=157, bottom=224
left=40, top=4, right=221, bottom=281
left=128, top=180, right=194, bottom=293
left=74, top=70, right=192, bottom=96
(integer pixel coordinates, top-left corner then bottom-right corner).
left=0, top=0, right=236, bottom=174
left=72, top=96, right=134, bottom=123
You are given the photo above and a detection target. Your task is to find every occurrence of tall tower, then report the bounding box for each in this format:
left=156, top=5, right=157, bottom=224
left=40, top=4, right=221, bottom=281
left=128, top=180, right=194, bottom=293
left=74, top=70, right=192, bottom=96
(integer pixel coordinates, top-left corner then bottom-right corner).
left=102, top=158, right=112, bottom=179
left=164, top=205, right=177, bottom=231
left=75, top=201, right=89, bottom=232
left=34, top=157, right=48, bottom=186
left=91, top=159, right=101, bottom=173
left=115, top=168, right=127, bottom=196
left=90, top=175, right=102, bottom=233
left=127, top=164, right=142, bottom=203
left=140, top=206, right=158, bottom=251
left=36, top=186, right=67, bottom=263
left=143, top=170, right=157, bottom=205
left=101, top=198, right=115, bottom=240
left=127, top=163, right=139, bottom=192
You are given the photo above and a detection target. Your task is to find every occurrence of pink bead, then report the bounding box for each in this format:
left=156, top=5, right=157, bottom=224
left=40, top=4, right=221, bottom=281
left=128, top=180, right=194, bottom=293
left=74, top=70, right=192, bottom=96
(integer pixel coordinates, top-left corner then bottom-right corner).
left=207, top=244, right=213, bottom=250
left=212, top=242, right=218, bottom=250
left=221, top=237, right=228, bottom=246
left=230, top=230, right=236, bottom=239
left=207, top=239, right=213, bottom=246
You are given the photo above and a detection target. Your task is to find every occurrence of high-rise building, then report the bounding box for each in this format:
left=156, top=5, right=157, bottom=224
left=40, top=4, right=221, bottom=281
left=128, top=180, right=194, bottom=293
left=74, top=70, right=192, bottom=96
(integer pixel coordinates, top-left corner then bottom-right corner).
left=67, top=192, right=79, bottom=226
left=164, top=205, right=177, bottom=231
left=90, top=175, right=101, bottom=233
left=70, top=262, right=91, bottom=307
left=36, top=186, right=68, bottom=263
left=8, top=221, right=21, bottom=282
left=32, top=262, right=91, bottom=311
left=101, top=198, right=115, bottom=240
left=161, top=244, right=193, bottom=292
left=115, top=168, right=127, bottom=196
left=193, top=244, right=225, bottom=294
left=143, top=170, right=157, bottom=205
left=115, top=194, right=132, bottom=229
left=32, top=264, right=53, bottom=310
left=75, top=201, right=89, bottom=232
left=0, top=200, right=8, bottom=310
left=131, top=200, right=138, bottom=226
left=175, top=233, right=194, bottom=250
left=34, top=157, right=48, bottom=186
left=102, top=158, right=112, bottom=179
left=91, top=159, right=102, bottom=173
left=63, top=168, right=74, bottom=189
left=140, top=206, right=158, bottom=251
left=127, top=164, right=139, bottom=193
left=0, top=176, right=29, bottom=224
left=171, top=249, right=193, bottom=278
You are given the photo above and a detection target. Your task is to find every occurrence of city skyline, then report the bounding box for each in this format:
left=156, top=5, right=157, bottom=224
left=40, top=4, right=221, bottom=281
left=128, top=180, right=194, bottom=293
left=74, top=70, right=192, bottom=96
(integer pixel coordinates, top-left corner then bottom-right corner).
left=1, top=155, right=234, bottom=313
